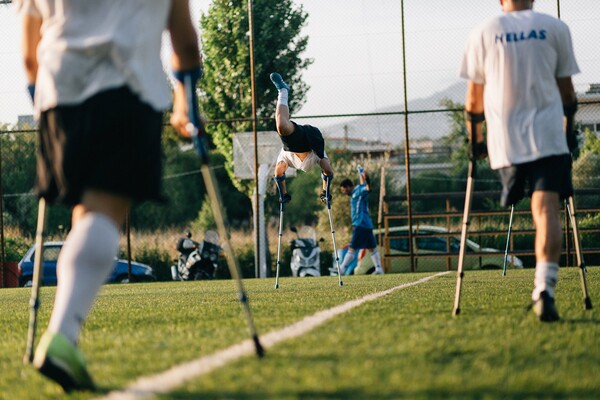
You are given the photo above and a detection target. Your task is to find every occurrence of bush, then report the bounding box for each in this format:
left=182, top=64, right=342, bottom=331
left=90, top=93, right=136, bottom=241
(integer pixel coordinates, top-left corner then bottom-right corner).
left=4, top=235, right=31, bottom=262
left=132, top=246, right=173, bottom=281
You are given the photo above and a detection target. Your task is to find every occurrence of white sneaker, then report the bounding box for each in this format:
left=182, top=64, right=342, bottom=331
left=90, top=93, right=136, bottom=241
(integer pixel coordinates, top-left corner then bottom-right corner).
left=373, top=268, right=384, bottom=275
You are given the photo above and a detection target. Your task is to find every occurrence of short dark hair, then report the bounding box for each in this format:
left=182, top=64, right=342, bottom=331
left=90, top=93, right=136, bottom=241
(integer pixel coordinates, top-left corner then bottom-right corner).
left=340, top=179, right=353, bottom=188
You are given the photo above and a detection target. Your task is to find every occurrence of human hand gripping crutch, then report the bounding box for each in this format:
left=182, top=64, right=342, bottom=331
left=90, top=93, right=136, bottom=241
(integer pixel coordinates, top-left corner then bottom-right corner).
left=324, top=174, right=343, bottom=286
left=452, top=111, right=485, bottom=316
left=563, top=102, right=593, bottom=310
left=24, top=198, right=47, bottom=364
left=274, top=176, right=286, bottom=289
left=181, top=69, right=265, bottom=357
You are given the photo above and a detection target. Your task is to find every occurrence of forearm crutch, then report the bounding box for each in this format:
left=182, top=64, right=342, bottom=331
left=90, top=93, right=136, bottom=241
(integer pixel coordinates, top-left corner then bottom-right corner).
left=565, top=197, right=593, bottom=310
left=324, top=175, right=343, bottom=286
left=274, top=175, right=286, bottom=289
left=453, top=111, right=484, bottom=316
left=502, top=204, right=515, bottom=276
left=24, top=197, right=47, bottom=364
left=183, top=72, right=264, bottom=357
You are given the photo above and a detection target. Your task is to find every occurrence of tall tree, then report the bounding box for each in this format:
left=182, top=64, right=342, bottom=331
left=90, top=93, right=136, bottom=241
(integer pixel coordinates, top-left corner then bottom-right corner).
left=199, top=0, right=313, bottom=194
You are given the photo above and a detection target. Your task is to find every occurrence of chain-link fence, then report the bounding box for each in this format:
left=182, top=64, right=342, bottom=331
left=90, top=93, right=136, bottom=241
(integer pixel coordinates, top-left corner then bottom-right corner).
left=1, top=1, right=599, bottom=287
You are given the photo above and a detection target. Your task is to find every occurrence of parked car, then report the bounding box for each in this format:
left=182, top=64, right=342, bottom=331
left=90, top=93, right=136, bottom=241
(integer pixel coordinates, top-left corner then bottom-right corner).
left=352, top=225, right=524, bottom=274
left=18, top=241, right=156, bottom=287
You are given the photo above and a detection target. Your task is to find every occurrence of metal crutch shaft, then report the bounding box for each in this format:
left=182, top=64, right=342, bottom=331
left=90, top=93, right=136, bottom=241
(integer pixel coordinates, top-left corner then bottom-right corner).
left=502, top=204, right=515, bottom=276
left=452, top=161, right=475, bottom=316
left=184, top=73, right=264, bottom=358
left=324, top=175, right=343, bottom=286
left=24, top=197, right=47, bottom=364
left=453, top=112, right=482, bottom=316
left=274, top=178, right=286, bottom=289
left=566, top=197, right=593, bottom=310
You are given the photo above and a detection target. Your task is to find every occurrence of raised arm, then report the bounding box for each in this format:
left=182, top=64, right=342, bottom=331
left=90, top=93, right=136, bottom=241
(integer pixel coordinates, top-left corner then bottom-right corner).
left=21, top=13, right=42, bottom=95
left=556, top=77, right=578, bottom=151
left=168, top=0, right=202, bottom=138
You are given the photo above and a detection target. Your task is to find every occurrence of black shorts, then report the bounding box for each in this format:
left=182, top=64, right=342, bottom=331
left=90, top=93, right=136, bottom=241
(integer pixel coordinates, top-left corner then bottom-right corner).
left=37, top=86, right=164, bottom=206
left=288, top=122, right=325, bottom=159
left=498, top=154, right=573, bottom=207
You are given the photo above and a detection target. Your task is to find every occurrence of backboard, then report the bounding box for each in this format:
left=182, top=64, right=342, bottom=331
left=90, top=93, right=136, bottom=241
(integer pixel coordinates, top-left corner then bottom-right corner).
left=233, top=131, right=295, bottom=180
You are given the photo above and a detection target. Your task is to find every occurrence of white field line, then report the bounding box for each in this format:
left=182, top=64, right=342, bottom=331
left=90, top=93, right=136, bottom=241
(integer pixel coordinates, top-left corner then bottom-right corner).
left=98, top=271, right=450, bottom=400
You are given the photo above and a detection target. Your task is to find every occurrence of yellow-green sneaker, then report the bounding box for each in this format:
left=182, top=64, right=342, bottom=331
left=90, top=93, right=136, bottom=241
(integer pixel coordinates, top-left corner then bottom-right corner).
left=33, top=331, right=95, bottom=392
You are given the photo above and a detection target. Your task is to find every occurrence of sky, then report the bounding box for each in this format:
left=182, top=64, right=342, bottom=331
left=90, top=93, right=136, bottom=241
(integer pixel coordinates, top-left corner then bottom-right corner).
left=0, top=0, right=598, bottom=125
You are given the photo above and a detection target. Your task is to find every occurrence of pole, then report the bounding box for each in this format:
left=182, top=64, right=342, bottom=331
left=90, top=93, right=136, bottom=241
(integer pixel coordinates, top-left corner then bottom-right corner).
left=400, top=0, right=415, bottom=272
left=247, top=0, right=261, bottom=278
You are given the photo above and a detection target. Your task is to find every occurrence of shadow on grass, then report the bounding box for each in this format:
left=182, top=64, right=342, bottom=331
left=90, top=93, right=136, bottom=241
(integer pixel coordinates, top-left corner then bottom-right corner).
left=163, top=387, right=600, bottom=399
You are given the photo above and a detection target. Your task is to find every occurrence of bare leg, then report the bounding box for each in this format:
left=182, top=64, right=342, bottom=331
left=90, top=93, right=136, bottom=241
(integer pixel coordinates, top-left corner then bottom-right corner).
left=530, top=191, right=561, bottom=319
left=275, top=103, right=295, bottom=136
left=531, top=191, right=562, bottom=263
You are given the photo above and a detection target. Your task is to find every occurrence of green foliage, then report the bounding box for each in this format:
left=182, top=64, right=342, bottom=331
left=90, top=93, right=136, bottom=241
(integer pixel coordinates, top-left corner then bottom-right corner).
left=191, top=197, right=217, bottom=232
left=214, top=241, right=259, bottom=279
left=3, top=235, right=30, bottom=262
left=580, top=128, right=600, bottom=155
left=199, top=0, right=313, bottom=195
left=572, top=151, right=600, bottom=209
left=132, top=245, right=172, bottom=282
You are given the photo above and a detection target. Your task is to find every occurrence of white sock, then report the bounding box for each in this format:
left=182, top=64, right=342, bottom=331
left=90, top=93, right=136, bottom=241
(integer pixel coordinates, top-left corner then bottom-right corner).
left=370, top=249, right=384, bottom=273
left=277, top=89, right=289, bottom=106
left=339, top=249, right=356, bottom=275
left=48, top=213, right=120, bottom=344
left=532, top=261, right=559, bottom=301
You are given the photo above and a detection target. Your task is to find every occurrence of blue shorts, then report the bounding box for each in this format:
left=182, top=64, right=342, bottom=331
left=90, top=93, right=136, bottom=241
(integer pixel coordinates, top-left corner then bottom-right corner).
left=349, top=226, right=377, bottom=250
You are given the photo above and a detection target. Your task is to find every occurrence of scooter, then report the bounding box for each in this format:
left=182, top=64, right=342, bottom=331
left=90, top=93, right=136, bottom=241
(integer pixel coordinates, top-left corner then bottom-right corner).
left=171, top=230, right=220, bottom=281
left=290, top=226, right=322, bottom=277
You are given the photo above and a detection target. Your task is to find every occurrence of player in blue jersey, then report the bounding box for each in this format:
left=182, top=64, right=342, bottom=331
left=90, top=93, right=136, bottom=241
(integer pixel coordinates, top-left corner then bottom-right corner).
left=338, top=168, right=384, bottom=275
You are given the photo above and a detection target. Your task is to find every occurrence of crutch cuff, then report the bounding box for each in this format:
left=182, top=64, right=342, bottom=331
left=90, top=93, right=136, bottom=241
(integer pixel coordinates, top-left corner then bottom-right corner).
left=321, top=172, right=333, bottom=182
left=274, top=174, right=286, bottom=183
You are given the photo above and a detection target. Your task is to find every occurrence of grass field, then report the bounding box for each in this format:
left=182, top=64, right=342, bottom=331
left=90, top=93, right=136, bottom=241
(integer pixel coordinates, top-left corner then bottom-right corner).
left=0, top=268, right=598, bottom=399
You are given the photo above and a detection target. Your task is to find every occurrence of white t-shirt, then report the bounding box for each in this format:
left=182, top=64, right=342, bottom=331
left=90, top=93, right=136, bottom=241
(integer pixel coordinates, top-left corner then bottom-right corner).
left=459, top=10, right=579, bottom=169
left=15, top=0, right=173, bottom=116
left=276, top=149, right=328, bottom=172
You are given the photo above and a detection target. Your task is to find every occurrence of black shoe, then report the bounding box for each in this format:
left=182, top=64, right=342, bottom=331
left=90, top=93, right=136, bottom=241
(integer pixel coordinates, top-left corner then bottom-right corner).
left=533, top=291, right=560, bottom=322
left=320, top=190, right=332, bottom=203
left=280, top=193, right=291, bottom=203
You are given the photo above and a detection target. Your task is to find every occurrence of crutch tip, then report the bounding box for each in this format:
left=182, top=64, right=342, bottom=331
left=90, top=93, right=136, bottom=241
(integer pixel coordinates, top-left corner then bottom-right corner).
left=584, top=298, right=593, bottom=310
left=253, top=336, right=265, bottom=358
left=274, top=283, right=279, bottom=289
left=452, top=307, right=461, bottom=317
left=339, top=281, right=344, bottom=286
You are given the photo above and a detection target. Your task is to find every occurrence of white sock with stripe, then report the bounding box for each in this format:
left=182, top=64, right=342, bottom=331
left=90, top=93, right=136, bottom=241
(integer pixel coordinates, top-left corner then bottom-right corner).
left=47, top=213, right=120, bottom=344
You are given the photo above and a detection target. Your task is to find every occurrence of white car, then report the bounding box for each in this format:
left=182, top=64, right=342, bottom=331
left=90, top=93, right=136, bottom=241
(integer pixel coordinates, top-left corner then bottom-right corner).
left=354, top=225, right=524, bottom=274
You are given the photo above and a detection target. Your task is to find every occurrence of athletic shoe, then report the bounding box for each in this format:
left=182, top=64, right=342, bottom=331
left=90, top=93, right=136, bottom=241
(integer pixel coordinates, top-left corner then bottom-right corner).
left=281, top=193, right=292, bottom=203
left=532, top=291, right=560, bottom=322
left=320, top=190, right=332, bottom=203
left=33, top=331, right=96, bottom=392
left=373, top=268, right=384, bottom=275
left=270, top=73, right=290, bottom=92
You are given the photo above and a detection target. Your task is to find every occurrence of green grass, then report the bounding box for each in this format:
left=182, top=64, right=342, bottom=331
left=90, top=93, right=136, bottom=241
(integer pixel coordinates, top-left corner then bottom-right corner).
left=0, top=268, right=599, bottom=399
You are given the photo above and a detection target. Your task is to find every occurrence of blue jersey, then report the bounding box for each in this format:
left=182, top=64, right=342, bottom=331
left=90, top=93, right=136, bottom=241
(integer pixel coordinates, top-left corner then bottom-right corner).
left=350, top=184, right=373, bottom=229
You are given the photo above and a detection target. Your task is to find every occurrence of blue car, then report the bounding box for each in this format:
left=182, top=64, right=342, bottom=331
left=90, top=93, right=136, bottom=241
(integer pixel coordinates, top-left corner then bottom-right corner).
left=18, top=241, right=156, bottom=287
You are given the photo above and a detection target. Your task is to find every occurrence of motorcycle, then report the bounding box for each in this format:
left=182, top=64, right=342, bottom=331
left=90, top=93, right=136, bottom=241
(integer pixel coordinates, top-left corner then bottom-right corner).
left=171, top=230, right=220, bottom=281
left=290, top=226, right=322, bottom=277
